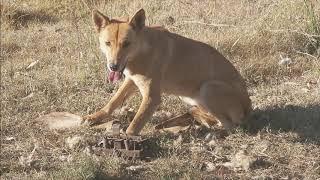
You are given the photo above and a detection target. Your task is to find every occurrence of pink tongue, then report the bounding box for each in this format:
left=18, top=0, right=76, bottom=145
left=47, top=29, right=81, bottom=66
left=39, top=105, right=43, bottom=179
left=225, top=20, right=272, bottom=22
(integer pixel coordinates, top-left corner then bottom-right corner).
left=108, top=71, right=115, bottom=83
left=108, top=71, right=122, bottom=83
left=114, top=72, right=121, bottom=81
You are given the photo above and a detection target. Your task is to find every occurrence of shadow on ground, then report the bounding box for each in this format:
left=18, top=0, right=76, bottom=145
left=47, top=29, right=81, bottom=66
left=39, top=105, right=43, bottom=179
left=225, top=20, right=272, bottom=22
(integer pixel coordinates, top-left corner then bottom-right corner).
left=3, top=7, right=58, bottom=29
left=245, top=105, right=320, bottom=143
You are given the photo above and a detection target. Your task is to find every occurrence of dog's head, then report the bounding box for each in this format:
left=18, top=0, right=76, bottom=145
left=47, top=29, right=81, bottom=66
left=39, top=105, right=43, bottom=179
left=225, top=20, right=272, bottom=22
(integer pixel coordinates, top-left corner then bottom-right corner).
left=92, top=9, right=145, bottom=83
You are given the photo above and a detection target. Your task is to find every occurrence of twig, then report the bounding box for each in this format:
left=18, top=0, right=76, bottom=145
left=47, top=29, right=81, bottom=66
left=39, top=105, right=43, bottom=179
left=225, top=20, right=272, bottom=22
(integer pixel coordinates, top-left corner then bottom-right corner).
left=231, top=36, right=242, bottom=50
left=80, top=0, right=91, bottom=11
left=295, top=50, right=318, bottom=59
left=179, top=20, right=244, bottom=28
left=266, top=28, right=320, bottom=38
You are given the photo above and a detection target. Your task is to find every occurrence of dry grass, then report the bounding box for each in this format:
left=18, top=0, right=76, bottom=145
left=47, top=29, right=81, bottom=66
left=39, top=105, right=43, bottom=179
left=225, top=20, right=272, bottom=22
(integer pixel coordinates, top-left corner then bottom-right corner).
left=1, top=0, right=320, bottom=179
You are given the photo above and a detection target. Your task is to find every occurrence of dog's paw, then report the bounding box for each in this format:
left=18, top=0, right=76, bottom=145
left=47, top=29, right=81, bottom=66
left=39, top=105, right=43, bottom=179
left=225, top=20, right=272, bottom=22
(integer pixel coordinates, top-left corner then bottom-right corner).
left=81, top=111, right=107, bottom=126
left=125, top=127, right=139, bottom=136
left=81, top=115, right=96, bottom=126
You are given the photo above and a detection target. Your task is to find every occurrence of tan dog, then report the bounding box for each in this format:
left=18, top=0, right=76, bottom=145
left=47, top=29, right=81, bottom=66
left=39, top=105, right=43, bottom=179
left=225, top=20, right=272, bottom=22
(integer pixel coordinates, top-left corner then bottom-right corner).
left=83, top=9, right=252, bottom=135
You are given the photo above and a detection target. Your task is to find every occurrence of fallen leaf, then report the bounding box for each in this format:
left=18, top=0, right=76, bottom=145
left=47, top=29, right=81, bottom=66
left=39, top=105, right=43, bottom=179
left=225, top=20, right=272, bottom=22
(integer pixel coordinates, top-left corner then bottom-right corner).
left=65, top=136, right=82, bottom=149
left=26, top=60, right=39, bottom=70
left=207, top=140, right=216, bottom=147
left=5, top=136, right=15, bottom=141
left=201, top=161, right=215, bottom=172
left=222, top=150, right=254, bottom=172
left=278, top=55, right=292, bottom=66
left=126, top=165, right=145, bottom=171
left=21, top=93, right=34, bottom=100
left=173, top=134, right=183, bottom=146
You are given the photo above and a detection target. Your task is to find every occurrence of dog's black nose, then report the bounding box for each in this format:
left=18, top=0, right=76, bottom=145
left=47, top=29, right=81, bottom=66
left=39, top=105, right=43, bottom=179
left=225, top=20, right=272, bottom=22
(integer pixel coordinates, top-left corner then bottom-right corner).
left=109, top=63, right=119, bottom=71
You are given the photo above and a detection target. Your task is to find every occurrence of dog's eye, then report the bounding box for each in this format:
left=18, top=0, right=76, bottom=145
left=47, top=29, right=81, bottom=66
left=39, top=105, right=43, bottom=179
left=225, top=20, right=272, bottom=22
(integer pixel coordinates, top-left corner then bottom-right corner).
left=122, top=41, right=130, bottom=48
left=105, top=41, right=111, bottom=46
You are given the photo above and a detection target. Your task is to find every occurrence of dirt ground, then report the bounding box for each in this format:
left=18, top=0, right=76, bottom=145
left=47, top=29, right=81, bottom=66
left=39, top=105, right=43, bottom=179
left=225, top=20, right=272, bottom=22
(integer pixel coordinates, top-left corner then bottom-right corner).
left=1, top=0, right=320, bottom=179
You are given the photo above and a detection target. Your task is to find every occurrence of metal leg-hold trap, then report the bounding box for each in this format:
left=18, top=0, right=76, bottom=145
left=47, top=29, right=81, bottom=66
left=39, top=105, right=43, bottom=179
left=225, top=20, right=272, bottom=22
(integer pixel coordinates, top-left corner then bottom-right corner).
left=92, top=121, right=152, bottom=159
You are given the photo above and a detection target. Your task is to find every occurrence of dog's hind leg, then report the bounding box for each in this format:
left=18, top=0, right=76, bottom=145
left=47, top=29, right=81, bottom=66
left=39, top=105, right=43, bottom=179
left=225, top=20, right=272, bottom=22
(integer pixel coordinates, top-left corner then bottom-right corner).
left=188, top=106, right=220, bottom=127
left=154, top=112, right=195, bottom=130
left=197, top=80, right=247, bottom=129
left=154, top=105, right=219, bottom=131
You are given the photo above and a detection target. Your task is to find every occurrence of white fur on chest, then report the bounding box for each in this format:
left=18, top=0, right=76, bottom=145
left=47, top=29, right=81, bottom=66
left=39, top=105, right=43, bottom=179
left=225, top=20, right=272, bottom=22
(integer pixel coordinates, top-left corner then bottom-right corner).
left=124, top=69, right=148, bottom=95
left=123, top=69, right=131, bottom=77
left=179, top=96, right=199, bottom=106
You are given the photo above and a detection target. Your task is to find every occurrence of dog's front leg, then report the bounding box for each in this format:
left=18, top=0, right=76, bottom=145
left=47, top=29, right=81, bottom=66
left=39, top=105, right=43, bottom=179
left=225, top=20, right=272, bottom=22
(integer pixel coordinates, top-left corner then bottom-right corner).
left=126, top=83, right=161, bottom=135
left=83, top=78, right=136, bottom=125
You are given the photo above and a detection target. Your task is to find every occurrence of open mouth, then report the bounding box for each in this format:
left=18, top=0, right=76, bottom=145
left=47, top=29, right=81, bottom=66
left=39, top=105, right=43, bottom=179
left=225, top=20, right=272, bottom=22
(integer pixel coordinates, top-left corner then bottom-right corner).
left=107, top=62, right=127, bottom=83
left=108, top=71, right=123, bottom=83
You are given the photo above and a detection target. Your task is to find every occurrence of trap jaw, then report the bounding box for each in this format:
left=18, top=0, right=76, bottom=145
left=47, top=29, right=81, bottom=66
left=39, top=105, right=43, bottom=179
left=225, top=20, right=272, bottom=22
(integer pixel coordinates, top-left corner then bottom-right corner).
left=93, top=121, right=150, bottom=159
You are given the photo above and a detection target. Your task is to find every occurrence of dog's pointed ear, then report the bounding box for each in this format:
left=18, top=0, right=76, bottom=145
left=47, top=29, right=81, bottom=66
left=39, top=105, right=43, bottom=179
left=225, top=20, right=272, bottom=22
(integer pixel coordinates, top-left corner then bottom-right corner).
left=129, top=9, right=145, bottom=30
left=92, top=10, right=110, bottom=32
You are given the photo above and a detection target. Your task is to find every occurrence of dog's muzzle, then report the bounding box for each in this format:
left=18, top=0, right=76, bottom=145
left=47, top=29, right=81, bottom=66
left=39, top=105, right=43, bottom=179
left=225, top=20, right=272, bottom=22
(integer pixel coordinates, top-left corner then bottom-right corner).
left=106, top=60, right=127, bottom=83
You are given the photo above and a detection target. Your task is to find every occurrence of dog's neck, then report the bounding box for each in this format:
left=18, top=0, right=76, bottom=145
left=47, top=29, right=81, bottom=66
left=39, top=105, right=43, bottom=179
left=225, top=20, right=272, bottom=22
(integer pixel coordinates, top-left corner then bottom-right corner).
left=124, top=27, right=172, bottom=77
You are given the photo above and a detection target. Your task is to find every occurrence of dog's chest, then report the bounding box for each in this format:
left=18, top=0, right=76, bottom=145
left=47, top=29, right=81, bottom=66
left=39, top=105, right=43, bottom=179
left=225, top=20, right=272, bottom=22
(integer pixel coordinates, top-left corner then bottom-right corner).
left=123, top=69, right=131, bottom=77
left=124, top=69, right=149, bottom=94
